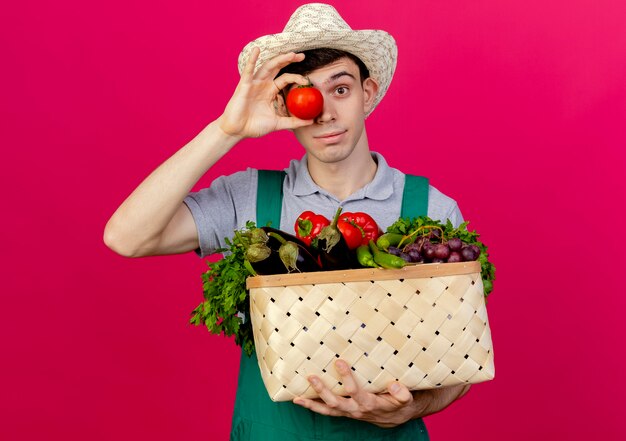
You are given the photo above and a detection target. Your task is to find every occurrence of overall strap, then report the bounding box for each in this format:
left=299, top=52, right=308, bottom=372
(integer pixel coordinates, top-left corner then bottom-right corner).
left=401, top=174, right=429, bottom=218
left=257, top=170, right=428, bottom=224
left=256, top=169, right=286, bottom=228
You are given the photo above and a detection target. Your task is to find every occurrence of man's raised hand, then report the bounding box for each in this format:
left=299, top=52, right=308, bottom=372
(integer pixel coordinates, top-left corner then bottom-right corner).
left=218, top=47, right=314, bottom=140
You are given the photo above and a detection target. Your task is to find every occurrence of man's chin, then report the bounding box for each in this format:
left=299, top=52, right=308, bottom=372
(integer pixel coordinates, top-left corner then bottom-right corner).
left=307, top=146, right=355, bottom=165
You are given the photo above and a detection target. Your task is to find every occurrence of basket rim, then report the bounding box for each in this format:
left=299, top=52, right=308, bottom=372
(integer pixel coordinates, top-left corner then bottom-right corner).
left=246, top=261, right=481, bottom=289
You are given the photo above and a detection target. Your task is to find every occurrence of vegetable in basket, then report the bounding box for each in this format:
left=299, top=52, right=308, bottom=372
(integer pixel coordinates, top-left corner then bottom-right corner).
left=369, top=240, right=406, bottom=269
left=294, top=211, right=330, bottom=246
left=263, top=227, right=321, bottom=273
left=315, top=207, right=356, bottom=270
left=190, top=221, right=257, bottom=356
left=245, top=226, right=321, bottom=275
left=355, top=244, right=378, bottom=268
left=383, top=216, right=496, bottom=296
left=338, top=211, right=382, bottom=248
left=243, top=227, right=285, bottom=275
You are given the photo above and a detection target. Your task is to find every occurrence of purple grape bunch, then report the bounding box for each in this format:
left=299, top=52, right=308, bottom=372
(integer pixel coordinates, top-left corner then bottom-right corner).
left=392, top=229, right=481, bottom=264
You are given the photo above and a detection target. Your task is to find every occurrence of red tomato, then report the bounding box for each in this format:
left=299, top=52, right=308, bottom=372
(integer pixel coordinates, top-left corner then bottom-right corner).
left=286, top=86, right=324, bottom=120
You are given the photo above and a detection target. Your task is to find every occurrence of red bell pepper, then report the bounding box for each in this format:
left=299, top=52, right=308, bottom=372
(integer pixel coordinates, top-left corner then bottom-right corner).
left=337, top=212, right=382, bottom=249
left=336, top=219, right=363, bottom=250
left=294, top=211, right=330, bottom=246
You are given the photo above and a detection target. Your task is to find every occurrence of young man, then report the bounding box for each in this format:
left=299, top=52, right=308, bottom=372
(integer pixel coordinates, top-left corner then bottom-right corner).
left=104, top=3, right=469, bottom=439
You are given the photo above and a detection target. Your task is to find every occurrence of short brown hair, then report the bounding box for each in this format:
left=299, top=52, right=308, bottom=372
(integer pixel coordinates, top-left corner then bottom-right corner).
left=277, top=48, right=370, bottom=83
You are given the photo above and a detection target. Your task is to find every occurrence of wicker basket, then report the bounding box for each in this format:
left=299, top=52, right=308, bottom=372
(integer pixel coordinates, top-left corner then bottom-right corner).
left=246, top=261, right=494, bottom=402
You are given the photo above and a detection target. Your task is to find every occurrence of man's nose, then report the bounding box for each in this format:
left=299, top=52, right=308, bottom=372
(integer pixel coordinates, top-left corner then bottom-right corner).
left=315, top=97, right=336, bottom=123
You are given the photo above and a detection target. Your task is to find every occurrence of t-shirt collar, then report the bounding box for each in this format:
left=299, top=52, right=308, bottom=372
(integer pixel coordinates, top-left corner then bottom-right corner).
left=290, top=152, right=394, bottom=201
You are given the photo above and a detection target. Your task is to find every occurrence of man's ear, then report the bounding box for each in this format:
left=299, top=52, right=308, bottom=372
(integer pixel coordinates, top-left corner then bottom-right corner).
left=362, top=77, right=380, bottom=114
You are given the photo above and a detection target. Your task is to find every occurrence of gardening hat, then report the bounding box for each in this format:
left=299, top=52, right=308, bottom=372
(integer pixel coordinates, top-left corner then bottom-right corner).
left=237, top=3, right=397, bottom=116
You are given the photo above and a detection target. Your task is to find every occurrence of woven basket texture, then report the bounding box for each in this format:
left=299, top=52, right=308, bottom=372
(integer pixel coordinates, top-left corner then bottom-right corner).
left=247, top=262, right=494, bottom=402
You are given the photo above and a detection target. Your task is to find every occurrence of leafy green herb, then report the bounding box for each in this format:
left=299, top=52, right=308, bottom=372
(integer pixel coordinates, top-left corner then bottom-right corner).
left=189, top=221, right=257, bottom=356
left=387, top=216, right=496, bottom=297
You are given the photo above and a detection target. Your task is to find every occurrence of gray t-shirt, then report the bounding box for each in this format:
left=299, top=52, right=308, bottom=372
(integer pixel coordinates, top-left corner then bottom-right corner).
left=184, top=152, right=463, bottom=258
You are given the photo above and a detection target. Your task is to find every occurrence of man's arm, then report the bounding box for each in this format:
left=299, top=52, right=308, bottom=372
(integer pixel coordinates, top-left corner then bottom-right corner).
left=103, top=48, right=311, bottom=257
left=103, top=122, right=238, bottom=257
left=293, top=359, right=470, bottom=428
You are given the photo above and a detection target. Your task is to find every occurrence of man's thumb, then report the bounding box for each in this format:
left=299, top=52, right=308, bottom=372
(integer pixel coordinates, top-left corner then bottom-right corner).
left=389, top=382, right=413, bottom=404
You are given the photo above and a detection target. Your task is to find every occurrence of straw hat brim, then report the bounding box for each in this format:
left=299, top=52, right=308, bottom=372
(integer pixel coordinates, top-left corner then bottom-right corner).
left=238, top=29, right=397, bottom=117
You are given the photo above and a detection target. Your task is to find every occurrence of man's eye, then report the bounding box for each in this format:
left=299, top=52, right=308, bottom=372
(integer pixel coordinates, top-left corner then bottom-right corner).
left=335, top=86, right=348, bottom=95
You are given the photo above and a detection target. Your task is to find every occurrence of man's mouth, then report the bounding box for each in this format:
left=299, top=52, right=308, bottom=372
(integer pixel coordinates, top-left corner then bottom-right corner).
left=314, top=130, right=347, bottom=143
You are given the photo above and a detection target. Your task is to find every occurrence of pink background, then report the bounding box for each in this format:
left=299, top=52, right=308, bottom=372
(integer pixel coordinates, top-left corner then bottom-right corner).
left=2, top=0, right=625, bottom=439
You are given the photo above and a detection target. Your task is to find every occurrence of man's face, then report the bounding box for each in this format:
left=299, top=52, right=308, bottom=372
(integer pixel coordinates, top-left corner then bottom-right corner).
left=289, top=57, right=378, bottom=166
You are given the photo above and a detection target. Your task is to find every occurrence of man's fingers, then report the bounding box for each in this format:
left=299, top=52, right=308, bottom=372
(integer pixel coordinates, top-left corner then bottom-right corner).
left=334, top=360, right=359, bottom=395
left=274, top=116, right=314, bottom=131
left=293, top=368, right=417, bottom=426
left=293, top=397, right=343, bottom=417
left=274, top=73, right=310, bottom=92
left=334, top=360, right=370, bottom=403
left=306, top=375, right=346, bottom=410
left=242, top=47, right=260, bottom=79
left=255, top=52, right=305, bottom=80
